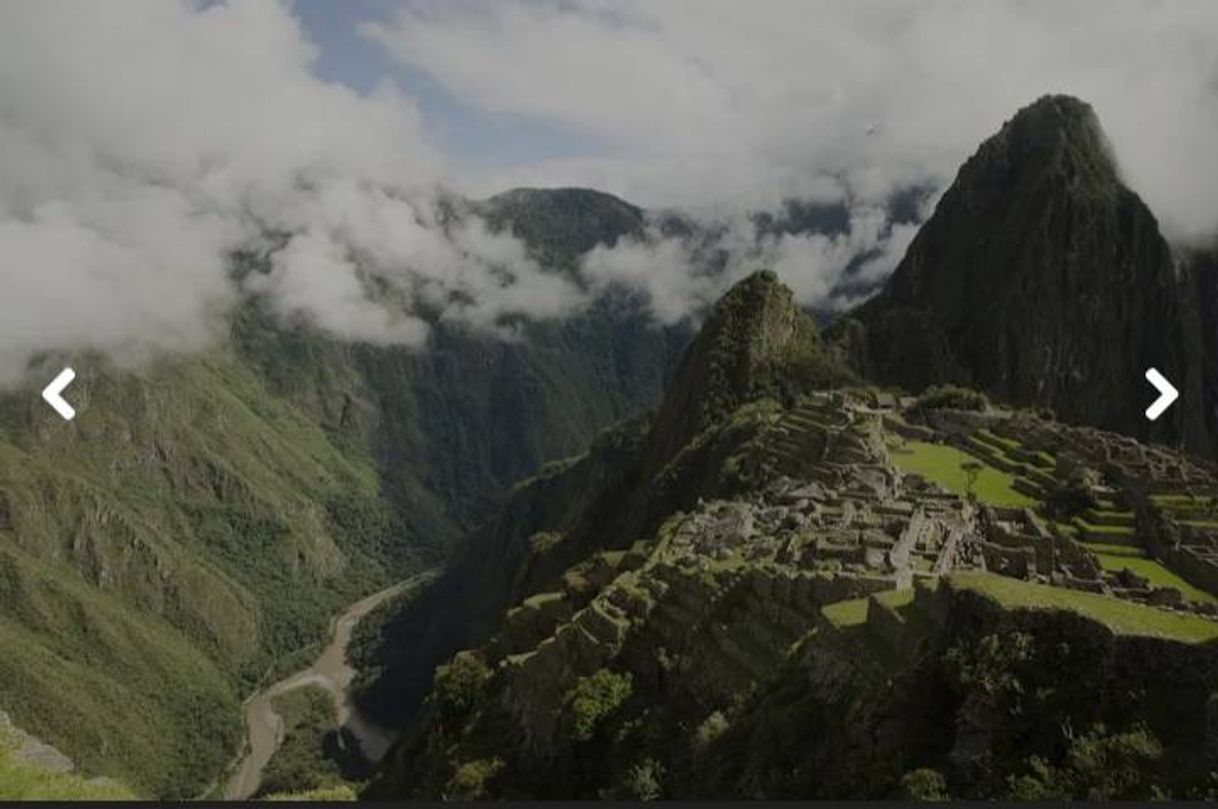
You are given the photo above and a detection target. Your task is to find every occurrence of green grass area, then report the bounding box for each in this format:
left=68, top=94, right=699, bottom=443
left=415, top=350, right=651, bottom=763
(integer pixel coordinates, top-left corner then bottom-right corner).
left=976, top=428, right=1020, bottom=451
left=1052, top=521, right=1081, bottom=538
left=821, top=598, right=868, bottom=628
left=1071, top=519, right=1137, bottom=543
left=265, top=784, right=357, bottom=801
left=1085, top=552, right=1217, bottom=605
left=1081, top=542, right=1144, bottom=558
left=821, top=588, right=915, bottom=629
left=1086, top=509, right=1136, bottom=525
left=951, top=572, right=1218, bottom=643
left=0, top=729, right=137, bottom=800
left=890, top=440, right=1037, bottom=508
left=1150, top=494, right=1216, bottom=506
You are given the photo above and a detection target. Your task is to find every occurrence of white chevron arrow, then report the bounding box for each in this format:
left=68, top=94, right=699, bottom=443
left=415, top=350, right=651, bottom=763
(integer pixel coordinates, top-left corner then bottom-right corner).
left=41, top=367, right=76, bottom=422
left=1145, top=367, right=1178, bottom=422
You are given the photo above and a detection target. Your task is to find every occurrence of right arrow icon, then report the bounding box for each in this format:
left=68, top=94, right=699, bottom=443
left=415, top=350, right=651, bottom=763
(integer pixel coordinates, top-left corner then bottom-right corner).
left=1145, top=367, right=1178, bottom=422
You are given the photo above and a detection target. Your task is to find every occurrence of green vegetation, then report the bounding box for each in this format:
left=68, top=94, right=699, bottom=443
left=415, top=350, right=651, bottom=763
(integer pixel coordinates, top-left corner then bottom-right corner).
left=1005, top=724, right=1164, bottom=801
left=890, top=440, right=1036, bottom=507
left=0, top=543, right=239, bottom=798
left=563, top=669, right=633, bottom=742
left=1084, top=550, right=1217, bottom=604
left=255, top=687, right=347, bottom=798
left=821, top=588, right=915, bottom=629
left=914, top=384, right=988, bottom=412
left=264, top=784, right=357, bottom=801
left=1082, top=542, right=1144, bottom=558
left=433, top=652, right=492, bottom=722
left=943, top=628, right=1175, bottom=800
left=445, top=757, right=505, bottom=799
left=0, top=733, right=136, bottom=800
left=951, top=572, right=1218, bottom=642
left=899, top=768, right=950, bottom=801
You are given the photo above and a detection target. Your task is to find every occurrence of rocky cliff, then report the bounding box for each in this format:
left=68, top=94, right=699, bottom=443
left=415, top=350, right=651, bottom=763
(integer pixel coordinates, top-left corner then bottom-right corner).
left=841, top=95, right=1211, bottom=455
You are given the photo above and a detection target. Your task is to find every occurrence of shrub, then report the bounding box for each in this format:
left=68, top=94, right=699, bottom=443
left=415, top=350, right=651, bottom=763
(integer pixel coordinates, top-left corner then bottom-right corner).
left=1044, top=473, right=1098, bottom=519
left=693, top=710, right=730, bottom=752
left=915, top=384, right=988, bottom=412
left=446, top=757, right=504, bottom=799
left=899, top=768, right=950, bottom=801
left=564, top=669, right=633, bottom=742
left=621, top=757, right=665, bottom=801
left=433, top=652, right=491, bottom=721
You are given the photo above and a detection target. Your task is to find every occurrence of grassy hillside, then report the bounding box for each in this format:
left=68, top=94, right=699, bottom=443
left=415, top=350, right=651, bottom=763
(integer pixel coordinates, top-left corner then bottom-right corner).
left=0, top=733, right=136, bottom=801
left=0, top=348, right=403, bottom=796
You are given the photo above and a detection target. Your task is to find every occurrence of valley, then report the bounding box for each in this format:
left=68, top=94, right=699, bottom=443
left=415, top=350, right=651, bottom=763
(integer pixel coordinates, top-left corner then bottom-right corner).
left=224, top=570, right=436, bottom=800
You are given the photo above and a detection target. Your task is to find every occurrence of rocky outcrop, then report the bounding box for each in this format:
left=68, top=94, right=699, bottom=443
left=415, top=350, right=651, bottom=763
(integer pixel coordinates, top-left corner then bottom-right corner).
left=845, top=95, right=1211, bottom=455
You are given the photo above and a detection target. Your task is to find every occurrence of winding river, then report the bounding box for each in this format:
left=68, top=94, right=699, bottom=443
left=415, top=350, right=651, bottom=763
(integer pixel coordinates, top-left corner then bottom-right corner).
left=223, top=571, right=434, bottom=800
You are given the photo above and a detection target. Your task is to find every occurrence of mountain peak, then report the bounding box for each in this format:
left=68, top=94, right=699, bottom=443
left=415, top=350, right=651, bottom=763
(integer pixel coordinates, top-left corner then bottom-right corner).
left=851, top=94, right=1210, bottom=452
left=477, top=187, right=646, bottom=266
left=648, top=270, right=844, bottom=462
left=953, top=94, right=1118, bottom=208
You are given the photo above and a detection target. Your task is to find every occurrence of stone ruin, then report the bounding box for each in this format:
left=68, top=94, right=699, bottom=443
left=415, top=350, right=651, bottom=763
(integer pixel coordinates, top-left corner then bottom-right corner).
left=661, top=392, right=1218, bottom=620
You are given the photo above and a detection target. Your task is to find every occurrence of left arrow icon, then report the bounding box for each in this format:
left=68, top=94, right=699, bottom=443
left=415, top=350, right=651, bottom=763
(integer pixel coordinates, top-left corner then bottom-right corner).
left=42, top=367, right=77, bottom=421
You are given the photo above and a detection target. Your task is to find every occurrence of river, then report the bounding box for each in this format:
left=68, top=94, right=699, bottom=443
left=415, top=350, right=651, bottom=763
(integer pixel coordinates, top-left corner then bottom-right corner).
left=222, top=571, right=434, bottom=800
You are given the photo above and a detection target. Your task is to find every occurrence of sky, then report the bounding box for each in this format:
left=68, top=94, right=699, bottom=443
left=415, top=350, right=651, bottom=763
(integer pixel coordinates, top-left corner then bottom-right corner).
left=0, top=0, right=1216, bottom=386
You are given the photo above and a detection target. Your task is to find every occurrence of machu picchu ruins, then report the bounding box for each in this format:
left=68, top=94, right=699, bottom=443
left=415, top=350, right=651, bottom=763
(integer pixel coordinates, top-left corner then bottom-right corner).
left=635, top=388, right=1218, bottom=622
left=375, top=377, right=1218, bottom=800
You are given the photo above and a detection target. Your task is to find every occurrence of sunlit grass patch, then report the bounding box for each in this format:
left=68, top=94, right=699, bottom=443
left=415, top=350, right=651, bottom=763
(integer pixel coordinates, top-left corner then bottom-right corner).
left=951, top=571, right=1218, bottom=642
left=890, top=440, right=1037, bottom=508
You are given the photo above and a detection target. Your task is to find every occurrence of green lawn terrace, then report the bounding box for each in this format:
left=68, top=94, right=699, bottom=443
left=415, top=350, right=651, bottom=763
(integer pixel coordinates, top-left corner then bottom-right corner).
left=882, top=402, right=1218, bottom=615
left=950, top=571, right=1218, bottom=643
left=819, top=573, right=1218, bottom=647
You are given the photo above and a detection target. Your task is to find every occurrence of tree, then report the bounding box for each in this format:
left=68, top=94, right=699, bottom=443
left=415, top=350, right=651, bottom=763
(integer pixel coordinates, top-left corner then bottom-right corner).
left=962, top=461, right=983, bottom=502
left=564, top=668, right=633, bottom=742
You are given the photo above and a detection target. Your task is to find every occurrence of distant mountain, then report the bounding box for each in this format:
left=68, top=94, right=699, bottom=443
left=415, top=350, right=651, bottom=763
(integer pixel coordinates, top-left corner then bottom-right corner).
left=477, top=188, right=646, bottom=269
left=836, top=95, right=1212, bottom=455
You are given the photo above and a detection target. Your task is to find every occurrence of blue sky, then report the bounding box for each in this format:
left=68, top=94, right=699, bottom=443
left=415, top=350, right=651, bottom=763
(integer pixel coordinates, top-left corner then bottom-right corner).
left=292, top=0, right=594, bottom=169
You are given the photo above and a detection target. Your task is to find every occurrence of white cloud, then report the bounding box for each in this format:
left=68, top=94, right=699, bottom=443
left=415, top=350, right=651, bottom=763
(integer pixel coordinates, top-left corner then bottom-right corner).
left=0, top=0, right=586, bottom=386
left=3, top=0, right=1216, bottom=388
left=373, top=0, right=1218, bottom=241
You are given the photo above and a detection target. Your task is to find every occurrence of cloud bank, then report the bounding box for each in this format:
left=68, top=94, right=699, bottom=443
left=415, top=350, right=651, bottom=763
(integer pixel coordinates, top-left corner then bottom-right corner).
left=0, top=1, right=584, bottom=385
left=373, top=0, right=1218, bottom=241
left=1, top=0, right=1216, bottom=386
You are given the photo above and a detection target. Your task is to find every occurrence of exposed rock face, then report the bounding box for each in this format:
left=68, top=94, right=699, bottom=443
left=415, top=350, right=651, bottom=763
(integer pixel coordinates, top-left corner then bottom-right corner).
left=845, top=94, right=1210, bottom=454
left=1187, top=247, right=1218, bottom=450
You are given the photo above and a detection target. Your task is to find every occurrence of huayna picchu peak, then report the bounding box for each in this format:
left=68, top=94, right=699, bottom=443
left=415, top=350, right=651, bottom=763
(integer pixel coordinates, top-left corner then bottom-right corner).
left=839, top=93, right=1213, bottom=456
